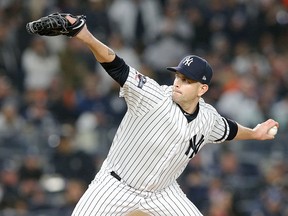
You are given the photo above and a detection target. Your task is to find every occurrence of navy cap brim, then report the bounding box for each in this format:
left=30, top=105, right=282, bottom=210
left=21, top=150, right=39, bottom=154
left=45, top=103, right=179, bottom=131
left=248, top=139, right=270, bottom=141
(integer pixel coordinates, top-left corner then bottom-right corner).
left=167, top=66, right=200, bottom=83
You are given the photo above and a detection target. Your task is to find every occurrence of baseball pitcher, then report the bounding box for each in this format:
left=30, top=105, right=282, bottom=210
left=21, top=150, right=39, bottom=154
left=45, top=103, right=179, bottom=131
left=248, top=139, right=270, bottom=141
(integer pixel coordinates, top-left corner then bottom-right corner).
left=26, top=13, right=279, bottom=216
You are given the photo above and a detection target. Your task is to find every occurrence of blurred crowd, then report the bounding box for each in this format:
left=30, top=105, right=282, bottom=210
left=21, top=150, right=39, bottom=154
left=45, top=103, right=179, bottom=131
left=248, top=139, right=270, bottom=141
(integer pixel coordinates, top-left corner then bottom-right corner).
left=0, top=0, right=287, bottom=215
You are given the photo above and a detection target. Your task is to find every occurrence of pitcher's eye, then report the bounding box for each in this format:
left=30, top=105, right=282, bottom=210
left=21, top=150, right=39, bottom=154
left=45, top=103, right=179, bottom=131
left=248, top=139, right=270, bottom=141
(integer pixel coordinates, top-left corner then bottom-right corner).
left=175, top=73, right=196, bottom=84
left=175, top=73, right=186, bottom=81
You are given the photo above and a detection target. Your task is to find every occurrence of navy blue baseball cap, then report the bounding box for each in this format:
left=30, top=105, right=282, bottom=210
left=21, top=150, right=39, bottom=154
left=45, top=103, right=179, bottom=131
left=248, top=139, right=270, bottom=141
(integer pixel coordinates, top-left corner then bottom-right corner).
left=167, top=55, right=213, bottom=85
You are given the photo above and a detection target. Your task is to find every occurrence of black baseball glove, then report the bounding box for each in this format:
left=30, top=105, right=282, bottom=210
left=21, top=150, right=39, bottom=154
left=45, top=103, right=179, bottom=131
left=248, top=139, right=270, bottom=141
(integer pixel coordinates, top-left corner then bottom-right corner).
left=26, top=13, right=86, bottom=37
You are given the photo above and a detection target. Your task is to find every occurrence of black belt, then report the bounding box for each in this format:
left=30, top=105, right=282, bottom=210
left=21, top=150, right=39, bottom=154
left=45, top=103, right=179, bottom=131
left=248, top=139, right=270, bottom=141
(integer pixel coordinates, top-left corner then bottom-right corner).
left=110, top=171, right=121, bottom=181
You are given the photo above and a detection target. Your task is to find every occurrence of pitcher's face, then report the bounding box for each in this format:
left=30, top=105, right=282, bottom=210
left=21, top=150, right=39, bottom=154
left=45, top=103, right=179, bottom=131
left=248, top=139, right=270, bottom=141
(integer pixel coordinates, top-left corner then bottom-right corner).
left=172, top=72, right=208, bottom=108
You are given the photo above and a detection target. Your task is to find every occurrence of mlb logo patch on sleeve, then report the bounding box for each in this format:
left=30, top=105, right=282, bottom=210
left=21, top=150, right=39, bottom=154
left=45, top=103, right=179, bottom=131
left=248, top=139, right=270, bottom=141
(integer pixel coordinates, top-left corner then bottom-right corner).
left=135, top=73, right=147, bottom=89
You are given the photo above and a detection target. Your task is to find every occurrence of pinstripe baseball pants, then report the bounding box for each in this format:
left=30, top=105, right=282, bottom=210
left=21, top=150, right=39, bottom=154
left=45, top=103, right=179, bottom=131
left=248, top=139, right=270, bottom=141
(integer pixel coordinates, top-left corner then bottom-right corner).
left=72, top=170, right=203, bottom=216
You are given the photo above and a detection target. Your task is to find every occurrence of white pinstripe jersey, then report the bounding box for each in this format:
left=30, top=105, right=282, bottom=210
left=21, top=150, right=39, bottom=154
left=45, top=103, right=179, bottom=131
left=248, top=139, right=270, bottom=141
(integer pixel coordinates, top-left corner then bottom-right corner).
left=102, top=66, right=230, bottom=191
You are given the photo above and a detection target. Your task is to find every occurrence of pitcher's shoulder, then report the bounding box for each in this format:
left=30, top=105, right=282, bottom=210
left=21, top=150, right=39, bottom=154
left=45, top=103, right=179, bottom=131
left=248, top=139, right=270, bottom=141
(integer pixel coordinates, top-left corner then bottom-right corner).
left=199, top=98, right=217, bottom=112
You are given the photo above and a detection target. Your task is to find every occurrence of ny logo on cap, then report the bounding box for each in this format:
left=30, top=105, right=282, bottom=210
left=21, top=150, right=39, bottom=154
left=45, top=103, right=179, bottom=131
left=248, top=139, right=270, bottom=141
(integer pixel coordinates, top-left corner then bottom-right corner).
left=183, top=56, right=194, bottom=66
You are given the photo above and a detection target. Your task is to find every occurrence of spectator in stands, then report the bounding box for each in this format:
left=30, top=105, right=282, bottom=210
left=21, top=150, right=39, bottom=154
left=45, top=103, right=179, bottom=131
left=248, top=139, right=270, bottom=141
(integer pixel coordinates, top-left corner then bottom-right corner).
left=21, top=37, right=60, bottom=93
left=50, top=124, right=96, bottom=185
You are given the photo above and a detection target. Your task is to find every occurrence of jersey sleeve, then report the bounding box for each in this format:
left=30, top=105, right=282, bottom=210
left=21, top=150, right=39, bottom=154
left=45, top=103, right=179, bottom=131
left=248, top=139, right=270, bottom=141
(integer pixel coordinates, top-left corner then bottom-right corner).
left=207, top=114, right=238, bottom=143
left=207, top=116, right=230, bottom=143
left=202, top=101, right=232, bottom=144
left=120, top=67, right=170, bottom=116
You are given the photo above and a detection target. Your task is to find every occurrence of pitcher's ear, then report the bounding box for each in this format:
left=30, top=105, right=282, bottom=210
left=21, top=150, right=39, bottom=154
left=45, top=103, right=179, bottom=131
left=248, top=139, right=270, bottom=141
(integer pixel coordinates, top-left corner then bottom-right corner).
left=198, top=84, right=209, bottom=97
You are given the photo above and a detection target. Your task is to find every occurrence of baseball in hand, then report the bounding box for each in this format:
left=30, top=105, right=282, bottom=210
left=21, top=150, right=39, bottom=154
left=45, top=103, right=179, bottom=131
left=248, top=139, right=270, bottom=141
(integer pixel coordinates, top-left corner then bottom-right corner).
left=267, top=126, right=278, bottom=136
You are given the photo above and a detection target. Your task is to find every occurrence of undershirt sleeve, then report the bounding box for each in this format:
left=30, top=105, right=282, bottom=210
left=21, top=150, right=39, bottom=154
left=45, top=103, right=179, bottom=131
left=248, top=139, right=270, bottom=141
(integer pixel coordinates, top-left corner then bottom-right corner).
left=225, top=118, right=238, bottom=140
left=100, top=55, right=129, bottom=87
